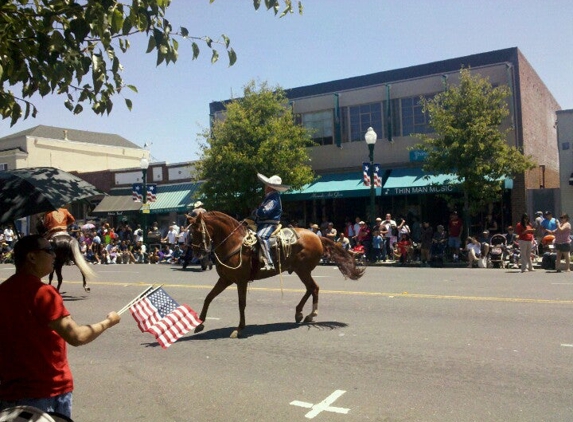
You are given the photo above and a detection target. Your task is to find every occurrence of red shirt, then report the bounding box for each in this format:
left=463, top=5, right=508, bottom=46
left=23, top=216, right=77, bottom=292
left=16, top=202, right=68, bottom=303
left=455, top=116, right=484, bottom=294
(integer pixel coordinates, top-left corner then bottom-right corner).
left=448, top=218, right=463, bottom=237
left=516, top=222, right=534, bottom=241
left=0, top=273, right=73, bottom=400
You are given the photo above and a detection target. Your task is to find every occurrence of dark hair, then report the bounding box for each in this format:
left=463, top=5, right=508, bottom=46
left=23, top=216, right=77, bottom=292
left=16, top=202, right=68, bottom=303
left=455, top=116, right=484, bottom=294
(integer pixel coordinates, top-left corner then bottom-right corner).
left=14, top=234, right=45, bottom=269
left=520, top=213, right=530, bottom=227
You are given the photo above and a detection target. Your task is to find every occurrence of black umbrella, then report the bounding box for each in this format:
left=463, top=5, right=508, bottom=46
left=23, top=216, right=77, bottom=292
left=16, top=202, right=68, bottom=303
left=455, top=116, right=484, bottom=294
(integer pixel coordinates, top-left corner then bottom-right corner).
left=0, top=167, right=104, bottom=225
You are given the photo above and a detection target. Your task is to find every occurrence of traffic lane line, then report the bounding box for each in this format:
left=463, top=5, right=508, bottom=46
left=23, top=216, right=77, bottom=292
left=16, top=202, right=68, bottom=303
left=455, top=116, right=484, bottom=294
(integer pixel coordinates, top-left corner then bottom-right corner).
left=54, top=280, right=573, bottom=305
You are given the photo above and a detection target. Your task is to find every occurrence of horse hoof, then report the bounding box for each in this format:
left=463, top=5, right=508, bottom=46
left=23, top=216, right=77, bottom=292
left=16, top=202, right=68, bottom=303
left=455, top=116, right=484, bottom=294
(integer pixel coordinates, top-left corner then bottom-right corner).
left=304, top=314, right=315, bottom=323
left=84, top=287, right=91, bottom=293
left=295, top=313, right=303, bottom=323
left=194, top=324, right=205, bottom=334
left=230, top=330, right=240, bottom=339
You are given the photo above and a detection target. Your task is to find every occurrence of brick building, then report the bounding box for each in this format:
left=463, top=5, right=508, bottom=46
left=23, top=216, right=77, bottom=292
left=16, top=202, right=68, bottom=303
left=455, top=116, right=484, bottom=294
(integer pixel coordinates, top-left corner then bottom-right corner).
left=211, top=47, right=560, bottom=232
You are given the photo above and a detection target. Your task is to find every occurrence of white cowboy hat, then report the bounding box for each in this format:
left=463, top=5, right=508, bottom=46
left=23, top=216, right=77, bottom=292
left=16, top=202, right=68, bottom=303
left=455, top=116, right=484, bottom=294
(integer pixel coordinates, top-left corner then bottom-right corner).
left=193, top=200, right=204, bottom=208
left=257, top=173, right=290, bottom=192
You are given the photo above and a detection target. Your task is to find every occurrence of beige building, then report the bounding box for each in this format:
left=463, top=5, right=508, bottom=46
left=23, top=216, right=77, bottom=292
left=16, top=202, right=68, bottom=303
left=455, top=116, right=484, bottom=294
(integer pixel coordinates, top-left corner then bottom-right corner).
left=557, top=109, right=573, bottom=216
left=0, top=125, right=149, bottom=172
left=211, top=47, right=561, bottom=230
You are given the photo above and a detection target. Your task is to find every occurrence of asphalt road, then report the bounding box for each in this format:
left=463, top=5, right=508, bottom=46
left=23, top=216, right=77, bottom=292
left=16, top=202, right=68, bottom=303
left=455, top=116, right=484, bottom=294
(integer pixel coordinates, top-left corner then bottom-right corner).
left=2, top=262, right=572, bottom=422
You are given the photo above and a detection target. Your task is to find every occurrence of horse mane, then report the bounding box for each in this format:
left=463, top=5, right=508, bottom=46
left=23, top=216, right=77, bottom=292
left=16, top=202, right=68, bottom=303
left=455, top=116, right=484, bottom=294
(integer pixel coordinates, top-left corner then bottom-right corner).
left=201, top=211, right=247, bottom=238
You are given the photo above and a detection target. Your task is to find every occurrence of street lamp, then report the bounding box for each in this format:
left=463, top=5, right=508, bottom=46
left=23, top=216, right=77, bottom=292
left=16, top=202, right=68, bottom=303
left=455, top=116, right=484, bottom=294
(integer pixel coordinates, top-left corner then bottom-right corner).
left=140, top=157, right=149, bottom=246
left=365, top=127, right=377, bottom=229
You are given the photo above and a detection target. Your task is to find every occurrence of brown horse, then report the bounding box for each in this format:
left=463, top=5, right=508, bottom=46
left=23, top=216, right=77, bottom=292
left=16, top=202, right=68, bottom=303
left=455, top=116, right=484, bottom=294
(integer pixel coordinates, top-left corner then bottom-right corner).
left=189, top=211, right=364, bottom=338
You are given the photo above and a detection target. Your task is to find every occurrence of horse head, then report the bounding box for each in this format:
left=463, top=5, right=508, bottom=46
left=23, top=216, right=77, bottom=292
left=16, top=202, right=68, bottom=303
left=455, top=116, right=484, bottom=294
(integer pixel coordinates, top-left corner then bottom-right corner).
left=189, top=211, right=213, bottom=260
left=190, top=211, right=247, bottom=262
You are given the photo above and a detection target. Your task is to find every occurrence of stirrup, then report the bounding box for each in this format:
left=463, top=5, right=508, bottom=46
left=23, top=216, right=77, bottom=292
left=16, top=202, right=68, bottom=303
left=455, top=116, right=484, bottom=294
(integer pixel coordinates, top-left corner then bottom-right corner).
left=261, top=263, right=275, bottom=271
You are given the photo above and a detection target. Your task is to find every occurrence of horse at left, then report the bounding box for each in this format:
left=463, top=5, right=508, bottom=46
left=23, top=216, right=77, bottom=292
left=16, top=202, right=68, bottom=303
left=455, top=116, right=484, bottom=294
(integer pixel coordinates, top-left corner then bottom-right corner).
left=36, top=217, right=94, bottom=293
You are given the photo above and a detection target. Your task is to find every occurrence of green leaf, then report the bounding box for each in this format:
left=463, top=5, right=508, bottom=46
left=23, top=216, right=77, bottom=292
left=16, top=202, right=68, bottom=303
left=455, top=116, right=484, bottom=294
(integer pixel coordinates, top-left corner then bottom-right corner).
left=125, top=98, right=133, bottom=110
left=228, top=48, right=237, bottom=66
left=192, top=42, right=200, bottom=59
left=181, top=26, right=189, bottom=37
left=146, top=36, right=156, bottom=54
left=126, top=84, right=138, bottom=93
left=211, top=49, right=219, bottom=64
left=111, top=8, right=123, bottom=34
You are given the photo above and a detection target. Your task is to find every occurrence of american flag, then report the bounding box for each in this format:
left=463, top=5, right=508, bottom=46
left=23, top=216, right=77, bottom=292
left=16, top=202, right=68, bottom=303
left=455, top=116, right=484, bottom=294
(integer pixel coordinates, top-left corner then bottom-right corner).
left=130, top=288, right=202, bottom=349
left=373, top=164, right=382, bottom=187
left=362, top=162, right=371, bottom=186
left=132, top=183, right=143, bottom=202
left=146, top=184, right=157, bottom=202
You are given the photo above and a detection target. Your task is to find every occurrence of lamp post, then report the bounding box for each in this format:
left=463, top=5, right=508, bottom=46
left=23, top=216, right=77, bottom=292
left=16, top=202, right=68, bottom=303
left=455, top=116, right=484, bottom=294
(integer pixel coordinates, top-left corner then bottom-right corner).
left=140, top=157, right=149, bottom=246
left=365, top=127, right=377, bottom=229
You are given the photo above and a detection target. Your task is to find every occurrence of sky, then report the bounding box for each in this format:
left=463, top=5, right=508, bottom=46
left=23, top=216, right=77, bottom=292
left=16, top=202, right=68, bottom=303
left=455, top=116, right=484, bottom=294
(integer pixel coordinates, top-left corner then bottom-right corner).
left=2, top=0, right=572, bottom=165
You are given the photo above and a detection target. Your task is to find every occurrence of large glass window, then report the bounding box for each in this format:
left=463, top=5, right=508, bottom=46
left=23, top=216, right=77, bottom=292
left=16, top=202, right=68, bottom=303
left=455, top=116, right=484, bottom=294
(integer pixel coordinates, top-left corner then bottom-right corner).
left=302, top=110, right=334, bottom=145
left=400, top=95, right=433, bottom=136
left=348, top=102, right=383, bottom=142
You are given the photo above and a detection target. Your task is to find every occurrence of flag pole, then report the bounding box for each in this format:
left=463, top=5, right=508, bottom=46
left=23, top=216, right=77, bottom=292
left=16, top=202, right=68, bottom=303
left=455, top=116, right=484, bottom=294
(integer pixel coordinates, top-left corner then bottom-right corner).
left=118, top=284, right=162, bottom=315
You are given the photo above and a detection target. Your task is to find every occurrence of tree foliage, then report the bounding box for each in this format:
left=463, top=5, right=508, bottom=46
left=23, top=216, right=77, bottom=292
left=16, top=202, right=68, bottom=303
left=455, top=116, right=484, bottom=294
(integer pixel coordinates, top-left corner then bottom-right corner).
left=195, top=80, right=314, bottom=216
left=413, top=68, right=536, bottom=220
left=0, top=0, right=303, bottom=126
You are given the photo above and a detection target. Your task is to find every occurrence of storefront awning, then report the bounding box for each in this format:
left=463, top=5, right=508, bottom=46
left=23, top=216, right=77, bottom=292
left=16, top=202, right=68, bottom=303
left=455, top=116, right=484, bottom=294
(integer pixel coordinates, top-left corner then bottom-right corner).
left=92, top=195, right=142, bottom=214
left=148, top=183, right=201, bottom=214
left=382, top=168, right=460, bottom=196
left=382, top=168, right=512, bottom=196
left=283, top=172, right=381, bottom=201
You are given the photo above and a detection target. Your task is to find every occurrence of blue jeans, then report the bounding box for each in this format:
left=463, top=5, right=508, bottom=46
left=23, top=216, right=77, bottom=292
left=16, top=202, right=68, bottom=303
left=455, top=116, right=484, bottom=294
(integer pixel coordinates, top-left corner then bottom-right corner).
left=257, top=224, right=277, bottom=266
left=0, top=392, right=72, bottom=418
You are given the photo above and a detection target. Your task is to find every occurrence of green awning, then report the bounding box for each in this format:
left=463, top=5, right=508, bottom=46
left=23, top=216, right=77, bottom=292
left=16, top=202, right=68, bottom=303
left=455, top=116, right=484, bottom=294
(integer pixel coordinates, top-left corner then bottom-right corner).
left=382, top=168, right=460, bottom=196
left=148, top=183, right=202, bottom=214
left=283, top=172, right=381, bottom=201
left=382, top=168, right=513, bottom=196
left=92, top=195, right=142, bottom=214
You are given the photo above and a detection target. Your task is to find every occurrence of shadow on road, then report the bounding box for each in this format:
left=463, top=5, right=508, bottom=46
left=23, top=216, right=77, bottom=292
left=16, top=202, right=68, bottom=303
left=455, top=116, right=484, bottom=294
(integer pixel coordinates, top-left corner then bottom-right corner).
left=61, top=293, right=90, bottom=302
left=181, top=320, right=349, bottom=341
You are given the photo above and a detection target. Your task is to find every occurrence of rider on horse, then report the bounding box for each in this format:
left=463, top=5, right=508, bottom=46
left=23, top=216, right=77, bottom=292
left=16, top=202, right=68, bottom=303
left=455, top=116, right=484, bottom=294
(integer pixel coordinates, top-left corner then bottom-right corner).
left=42, top=206, right=75, bottom=239
left=255, top=173, right=290, bottom=271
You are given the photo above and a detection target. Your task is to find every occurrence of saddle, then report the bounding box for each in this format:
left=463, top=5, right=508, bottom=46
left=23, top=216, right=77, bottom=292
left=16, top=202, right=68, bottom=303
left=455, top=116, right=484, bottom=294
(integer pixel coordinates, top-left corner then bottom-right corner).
left=242, top=218, right=299, bottom=267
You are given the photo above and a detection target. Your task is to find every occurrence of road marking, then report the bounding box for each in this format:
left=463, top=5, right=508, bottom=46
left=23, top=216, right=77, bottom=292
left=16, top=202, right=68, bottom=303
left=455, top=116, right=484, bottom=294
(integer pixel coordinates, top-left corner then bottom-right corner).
left=41, top=280, right=573, bottom=305
left=561, top=344, right=573, bottom=348
left=291, top=390, right=349, bottom=419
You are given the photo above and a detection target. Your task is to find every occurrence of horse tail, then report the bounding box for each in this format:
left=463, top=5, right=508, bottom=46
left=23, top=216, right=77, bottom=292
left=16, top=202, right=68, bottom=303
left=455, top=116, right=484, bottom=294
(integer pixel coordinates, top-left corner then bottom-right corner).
left=319, top=236, right=365, bottom=280
left=70, top=238, right=96, bottom=281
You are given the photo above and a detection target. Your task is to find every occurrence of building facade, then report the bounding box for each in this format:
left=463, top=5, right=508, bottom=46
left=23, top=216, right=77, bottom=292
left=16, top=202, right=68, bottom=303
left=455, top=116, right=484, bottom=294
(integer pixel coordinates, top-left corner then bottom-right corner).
left=557, top=109, right=573, bottom=216
left=0, top=125, right=149, bottom=172
left=211, top=47, right=560, bottom=232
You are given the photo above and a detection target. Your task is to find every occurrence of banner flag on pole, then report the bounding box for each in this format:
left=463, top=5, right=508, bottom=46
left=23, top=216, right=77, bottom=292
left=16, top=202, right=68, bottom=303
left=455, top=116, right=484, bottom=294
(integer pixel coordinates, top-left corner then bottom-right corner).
left=374, top=164, right=382, bottom=187
left=146, top=184, right=157, bottom=202
left=132, top=183, right=142, bottom=202
left=130, top=287, right=202, bottom=349
left=362, top=162, right=371, bottom=186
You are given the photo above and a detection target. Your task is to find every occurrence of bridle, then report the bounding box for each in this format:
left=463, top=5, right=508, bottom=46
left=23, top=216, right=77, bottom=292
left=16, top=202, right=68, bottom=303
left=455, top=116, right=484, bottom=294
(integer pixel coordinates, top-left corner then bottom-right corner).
left=191, top=216, right=246, bottom=270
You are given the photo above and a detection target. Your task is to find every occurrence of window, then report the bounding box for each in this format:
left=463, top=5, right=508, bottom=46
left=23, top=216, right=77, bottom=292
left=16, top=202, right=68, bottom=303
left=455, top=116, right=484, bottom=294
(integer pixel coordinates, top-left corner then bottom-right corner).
left=400, top=95, right=433, bottom=136
left=301, top=110, right=334, bottom=145
left=0, top=163, right=7, bottom=171
left=348, top=103, right=383, bottom=142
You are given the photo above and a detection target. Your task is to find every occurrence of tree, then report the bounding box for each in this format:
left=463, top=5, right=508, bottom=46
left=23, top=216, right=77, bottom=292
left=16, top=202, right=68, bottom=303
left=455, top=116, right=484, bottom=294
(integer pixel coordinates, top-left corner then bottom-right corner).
left=0, top=0, right=302, bottom=125
left=412, top=68, right=536, bottom=236
left=195, top=80, right=315, bottom=216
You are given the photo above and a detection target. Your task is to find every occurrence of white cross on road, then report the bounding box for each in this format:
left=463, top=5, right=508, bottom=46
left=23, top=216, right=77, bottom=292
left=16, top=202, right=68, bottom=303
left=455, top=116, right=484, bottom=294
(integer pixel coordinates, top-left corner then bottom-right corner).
left=290, top=390, right=350, bottom=419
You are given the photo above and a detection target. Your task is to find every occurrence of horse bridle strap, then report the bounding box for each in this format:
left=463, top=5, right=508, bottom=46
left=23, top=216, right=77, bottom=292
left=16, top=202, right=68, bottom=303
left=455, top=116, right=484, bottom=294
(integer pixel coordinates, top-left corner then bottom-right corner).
left=193, top=217, right=246, bottom=270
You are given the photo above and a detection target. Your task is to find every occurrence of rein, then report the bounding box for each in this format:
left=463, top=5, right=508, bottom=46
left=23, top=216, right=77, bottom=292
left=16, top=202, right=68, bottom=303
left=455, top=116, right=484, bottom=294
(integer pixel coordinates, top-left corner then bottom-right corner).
left=193, top=216, right=246, bottom=270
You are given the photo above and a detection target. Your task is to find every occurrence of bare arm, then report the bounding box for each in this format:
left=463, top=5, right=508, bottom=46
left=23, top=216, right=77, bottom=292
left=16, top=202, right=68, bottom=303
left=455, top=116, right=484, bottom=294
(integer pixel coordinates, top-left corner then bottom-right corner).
left=49, top=312, right=121, bottom=347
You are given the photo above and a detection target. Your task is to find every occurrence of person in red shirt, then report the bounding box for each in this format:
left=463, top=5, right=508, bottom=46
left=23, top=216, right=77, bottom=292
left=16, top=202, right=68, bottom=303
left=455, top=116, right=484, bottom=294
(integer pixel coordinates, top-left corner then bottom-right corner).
left=447, top=211, right=463, bottom=261
left=0, top=235, right=121, bottom=418
left=515, top=213, right=535, bottom=273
